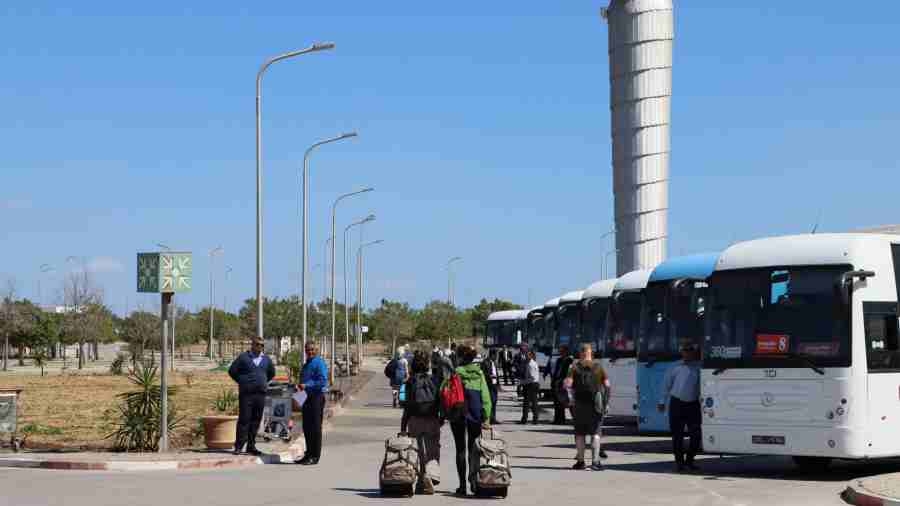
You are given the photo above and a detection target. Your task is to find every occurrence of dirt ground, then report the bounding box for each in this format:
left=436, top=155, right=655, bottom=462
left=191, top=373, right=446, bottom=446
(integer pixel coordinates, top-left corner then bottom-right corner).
left=2, top=369, right=241, bottom=450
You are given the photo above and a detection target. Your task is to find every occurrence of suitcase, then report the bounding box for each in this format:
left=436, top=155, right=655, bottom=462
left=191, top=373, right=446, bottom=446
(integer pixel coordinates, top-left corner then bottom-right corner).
left=379, top=434, right=418, bottom=497
left=471, top=428, right=511, bottom=498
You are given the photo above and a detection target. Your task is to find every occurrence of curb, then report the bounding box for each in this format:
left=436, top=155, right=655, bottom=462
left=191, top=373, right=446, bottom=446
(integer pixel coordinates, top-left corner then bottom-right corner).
left=842, top=484, right=900, bottom=506
left=0, top=455, right=263, bottom=472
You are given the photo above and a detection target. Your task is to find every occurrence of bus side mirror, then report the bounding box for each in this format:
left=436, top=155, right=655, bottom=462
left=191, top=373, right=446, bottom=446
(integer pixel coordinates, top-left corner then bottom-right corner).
left=839, top=270, right=875, bottom=304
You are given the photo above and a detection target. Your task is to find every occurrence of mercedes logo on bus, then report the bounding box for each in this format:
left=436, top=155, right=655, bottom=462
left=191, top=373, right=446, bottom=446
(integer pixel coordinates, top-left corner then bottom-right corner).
left=761, top=392, right=776, bottom=407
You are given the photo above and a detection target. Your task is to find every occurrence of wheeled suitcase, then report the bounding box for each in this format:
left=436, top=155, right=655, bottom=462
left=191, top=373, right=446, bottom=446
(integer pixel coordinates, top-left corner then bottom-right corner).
left=379, top=434, right=418, bottom=497
left=471, top=428, right=511, bottom=498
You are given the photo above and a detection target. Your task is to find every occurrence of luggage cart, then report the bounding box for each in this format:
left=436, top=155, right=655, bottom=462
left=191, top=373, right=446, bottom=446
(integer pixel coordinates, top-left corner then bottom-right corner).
left=259, top=382, right=296, bottom=443
left=0, top=387, right=23, bottom=452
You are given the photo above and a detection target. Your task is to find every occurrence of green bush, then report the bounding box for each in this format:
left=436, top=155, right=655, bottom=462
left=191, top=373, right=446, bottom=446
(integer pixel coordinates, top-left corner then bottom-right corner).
left=211, top=389, right=239, bottom=416
left=281, top=349, right=302, bottom=383
left=105, top=362, right=183, bottom=452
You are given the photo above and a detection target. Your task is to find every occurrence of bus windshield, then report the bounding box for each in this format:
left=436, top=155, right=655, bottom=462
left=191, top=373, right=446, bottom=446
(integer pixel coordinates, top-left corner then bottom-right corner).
left=557, top=302, right=581, bottom=349
left=604, top=292, right=640, bottom=359
left=704, top=265, right=852, bottom=369
left=484, top=319, right=520, bottom=348
left=526, top=313, right=545, bottom=350
left=541, top=310, right=557, bottom=354
left=639, top=281, right=708, bottom=362
left=580, top=298, right=609, bottom=354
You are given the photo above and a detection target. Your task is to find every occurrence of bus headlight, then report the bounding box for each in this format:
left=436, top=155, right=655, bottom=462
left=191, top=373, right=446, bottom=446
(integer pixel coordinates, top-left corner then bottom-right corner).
left=826, top=411, right=835, bottom=420
left=705, top=397, right=714, bottom=408
left=828, top=439, right=836, bottom=448
left=836, top=407, right=845, bottom=416
left=708, top=435, right=715, bottom=445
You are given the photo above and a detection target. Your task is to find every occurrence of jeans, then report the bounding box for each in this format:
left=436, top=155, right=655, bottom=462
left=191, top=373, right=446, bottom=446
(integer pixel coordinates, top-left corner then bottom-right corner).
left=669, top=396, right=701, bottom=464
left=302, top=391, right=326, bottom=459
left=450, top=420, right=480, bottom=491
left=234, top=392, right=264, bottom=451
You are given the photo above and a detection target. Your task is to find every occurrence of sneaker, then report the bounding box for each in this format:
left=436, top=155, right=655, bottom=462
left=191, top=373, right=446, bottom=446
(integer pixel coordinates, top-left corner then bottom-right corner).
left=455, top=487, right=467, bottom=497
left=686, top=461, right=700, bottom=472
left=674, top=462, right=686, bottom=473
left=590, top=462, right=604, bottom=471
left=572, top=460, right=586, bottom=470
left=599, top=449, right=608, bottom=460
left=246, top=448, right=263, bottom=457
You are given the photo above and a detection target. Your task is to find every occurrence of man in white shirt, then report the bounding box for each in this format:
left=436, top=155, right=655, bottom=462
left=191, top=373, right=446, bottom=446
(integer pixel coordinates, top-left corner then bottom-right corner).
left=658, top=344, right=701, bottom=472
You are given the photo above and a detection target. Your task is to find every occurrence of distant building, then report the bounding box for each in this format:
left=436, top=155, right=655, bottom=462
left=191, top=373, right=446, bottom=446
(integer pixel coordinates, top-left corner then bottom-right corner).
left=856, top=224, right=900, bottom=235
left=39, top=305, right=83, bottom=314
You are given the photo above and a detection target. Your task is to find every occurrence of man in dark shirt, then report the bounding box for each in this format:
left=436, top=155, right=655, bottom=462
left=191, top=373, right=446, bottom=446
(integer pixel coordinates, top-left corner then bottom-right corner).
left=228, top=337, right=275, bottom=456
left=552, top=345, right=574, bottom=425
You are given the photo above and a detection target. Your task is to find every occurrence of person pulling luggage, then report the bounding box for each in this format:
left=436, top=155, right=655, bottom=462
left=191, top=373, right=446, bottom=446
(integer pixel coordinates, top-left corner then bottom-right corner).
left=400, top=351, right=442, bottom=495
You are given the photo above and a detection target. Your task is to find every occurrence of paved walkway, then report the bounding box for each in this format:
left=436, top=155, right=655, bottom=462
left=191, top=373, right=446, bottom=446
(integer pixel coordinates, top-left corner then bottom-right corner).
left=1, top=366, right=898, bottom=505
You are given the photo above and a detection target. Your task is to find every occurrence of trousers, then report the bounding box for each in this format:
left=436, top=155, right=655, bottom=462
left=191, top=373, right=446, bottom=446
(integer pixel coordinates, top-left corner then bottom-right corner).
left=408, top=415, right=441, bottom=489
left=450, top=420, right=480, bottom=491
left=302, top=391, right=326, bottom=459
left=669, top=396, right=701, bottom=464
left=235, top=392, right=265, bottom=451
left=521, top=383, right=539, bottom=423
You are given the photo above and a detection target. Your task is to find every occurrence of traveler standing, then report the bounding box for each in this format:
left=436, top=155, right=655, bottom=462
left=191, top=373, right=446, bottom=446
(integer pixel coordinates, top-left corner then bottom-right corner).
left=401, top=351, right=442, bottom=495
left=551, top=344, right=574, bottom=425
left=658, top=344, right=702, bottom=472
left=500, top=346, right=514, bottom=385
left=228, top=338, right=275, bottom=456
left=443, top=345, right=492, bottom=497
left=566, top=343, right=608, bottom=471
left=513, top=344, right=529, bottom=383
left=518, top=350, right=540, bottom=425
left=448, top=343, right=459, bottom=368
left=480, top=349, right=501, bottom=425
left=297, top=342, right=329, bottom=466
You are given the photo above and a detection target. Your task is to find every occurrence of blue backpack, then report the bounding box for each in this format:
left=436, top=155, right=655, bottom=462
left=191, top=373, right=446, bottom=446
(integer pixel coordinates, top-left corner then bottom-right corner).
left=394, top=359, right=408, bottom=385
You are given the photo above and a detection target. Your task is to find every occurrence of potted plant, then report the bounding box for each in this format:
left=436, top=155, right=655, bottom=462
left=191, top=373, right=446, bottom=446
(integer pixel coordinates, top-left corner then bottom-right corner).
left=201, top=390, right=239, bottom=450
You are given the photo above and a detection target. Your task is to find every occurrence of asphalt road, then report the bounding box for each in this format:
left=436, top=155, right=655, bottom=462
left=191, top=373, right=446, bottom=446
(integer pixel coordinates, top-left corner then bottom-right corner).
left=2, top=372, right=897, bottom=506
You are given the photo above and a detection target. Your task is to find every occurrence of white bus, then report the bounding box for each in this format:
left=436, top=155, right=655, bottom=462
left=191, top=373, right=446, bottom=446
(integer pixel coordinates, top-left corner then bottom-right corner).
left=701, top=233, right=900, bottom=469
left=484, top=310, right=528, bottom=350
left=579, top=279, right=617, bottom=352
left=603, top=269, right=652, bottom=420
left=557, top=290, right=585, bottom=352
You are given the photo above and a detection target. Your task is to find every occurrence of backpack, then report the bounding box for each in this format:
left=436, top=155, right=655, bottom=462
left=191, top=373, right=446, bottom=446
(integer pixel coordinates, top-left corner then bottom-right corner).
left=409, top=373, right=438, bottom=417
left=384, top=359, right=397, bottom=380
left=394, top=359, right=408, bottom=385
left=441, top=373, right=466, bottom=421
left=572, top=363, right=598, bottom=403
left=379, top=434, right=419, bottom=496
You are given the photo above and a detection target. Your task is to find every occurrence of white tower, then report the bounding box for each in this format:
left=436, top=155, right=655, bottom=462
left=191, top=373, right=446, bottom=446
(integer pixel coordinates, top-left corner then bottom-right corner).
left=603, top=0, right=672, bottom=276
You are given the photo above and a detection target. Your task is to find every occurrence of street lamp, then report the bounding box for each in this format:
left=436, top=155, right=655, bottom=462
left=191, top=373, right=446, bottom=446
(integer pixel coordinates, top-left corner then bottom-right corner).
left=357, top=239, right=384, bottom=366
left=603, top=249, right=620, bottom=279
left=329, top=187, right=373, bottom=382
left=255, top=42, right=335, bottom=343
left=344, top=214, right=375, bottom=370
left=301, top=131, right=358, bottom=359
left=447, top=256, right=463, bottom=305
left=209, top=246, right=223, bottom=359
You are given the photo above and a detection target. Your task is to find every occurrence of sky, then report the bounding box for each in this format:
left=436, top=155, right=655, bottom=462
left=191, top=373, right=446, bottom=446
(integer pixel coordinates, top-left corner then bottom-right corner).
left=2, top=1, right=899, bottom=316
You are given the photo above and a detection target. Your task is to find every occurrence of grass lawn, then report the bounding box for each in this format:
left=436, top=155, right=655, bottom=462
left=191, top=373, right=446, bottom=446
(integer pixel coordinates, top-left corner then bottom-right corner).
left=3, top=369, right=255, bottom=450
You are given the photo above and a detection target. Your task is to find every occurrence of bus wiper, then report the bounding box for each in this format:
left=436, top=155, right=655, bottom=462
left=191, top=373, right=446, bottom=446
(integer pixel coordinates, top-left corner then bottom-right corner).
left=785, top=352, right=825, bottom=375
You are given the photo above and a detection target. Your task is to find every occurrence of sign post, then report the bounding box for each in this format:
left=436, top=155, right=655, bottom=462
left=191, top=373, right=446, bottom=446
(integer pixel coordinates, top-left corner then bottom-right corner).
left=138, top=252, right=192, bottom=452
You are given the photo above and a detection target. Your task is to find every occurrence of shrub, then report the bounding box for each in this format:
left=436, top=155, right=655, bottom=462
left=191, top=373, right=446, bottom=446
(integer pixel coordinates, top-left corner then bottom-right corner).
left=281, top=349, right=302, bottom=383
left=211, top=389, right=239, bottom=416
left=105, top=362, right=183, bottom=452
left=110, top=353, right=126, bottom=376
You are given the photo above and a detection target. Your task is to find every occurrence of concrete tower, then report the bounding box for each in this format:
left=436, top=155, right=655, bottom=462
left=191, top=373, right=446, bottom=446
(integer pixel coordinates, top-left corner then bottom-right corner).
left=603, top=0, right=672, bottom=276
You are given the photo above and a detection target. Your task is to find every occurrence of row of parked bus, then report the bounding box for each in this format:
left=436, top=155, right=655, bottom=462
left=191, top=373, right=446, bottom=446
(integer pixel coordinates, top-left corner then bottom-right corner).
left=484, top=233, right=900, bottom=468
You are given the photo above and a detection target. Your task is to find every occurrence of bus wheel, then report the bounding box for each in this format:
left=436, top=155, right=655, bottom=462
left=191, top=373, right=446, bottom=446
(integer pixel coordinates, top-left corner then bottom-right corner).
left=792, top=456, right=832, bottom=472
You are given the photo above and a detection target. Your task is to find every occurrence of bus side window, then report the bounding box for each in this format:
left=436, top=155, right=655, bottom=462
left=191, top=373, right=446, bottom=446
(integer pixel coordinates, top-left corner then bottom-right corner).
left=865, top=302, right=900, bottom=372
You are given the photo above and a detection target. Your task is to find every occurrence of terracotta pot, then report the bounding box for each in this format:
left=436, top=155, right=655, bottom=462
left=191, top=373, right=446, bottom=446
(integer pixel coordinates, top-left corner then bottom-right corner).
left=201, top=415, right=238, bottom=450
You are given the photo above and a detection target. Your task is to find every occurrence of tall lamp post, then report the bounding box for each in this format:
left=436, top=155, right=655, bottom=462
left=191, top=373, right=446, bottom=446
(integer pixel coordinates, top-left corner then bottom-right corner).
left=357, top=239, right=384, bottom=366
left=209, top=246, right=223, bottom=359
left=329, top=188, right=373, bottom=381
left=255, top=42, right=335, bottom=343
left=344, top=214, right=375, bottom=370
left=301, top=132, right=358, bottom=359
left=603, top=249, right=620, bottom=279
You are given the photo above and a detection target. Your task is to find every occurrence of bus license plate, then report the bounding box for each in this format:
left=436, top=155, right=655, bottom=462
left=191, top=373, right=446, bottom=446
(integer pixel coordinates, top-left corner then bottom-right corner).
left=752, top=435, right=785, bottom=445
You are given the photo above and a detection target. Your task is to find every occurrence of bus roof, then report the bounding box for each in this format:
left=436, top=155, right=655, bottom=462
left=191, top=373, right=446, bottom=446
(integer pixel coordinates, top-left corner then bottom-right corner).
left=559, top=290, right=584, bottom=304
left=649, top=252, right=720, bottom=283
left=583, top=278, right=618, bottom=299
left=486, top=309, right=528, bottom=321
left=716, top=233, right=898, bottom=272
left=613, top=269, right=653, bottom=292
left=543, top=297, right=561, bottom=309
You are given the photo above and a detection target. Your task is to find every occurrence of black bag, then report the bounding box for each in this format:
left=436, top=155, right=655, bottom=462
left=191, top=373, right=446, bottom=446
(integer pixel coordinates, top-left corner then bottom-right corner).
left=384, top=359, right=397, bottom=380
left=409, top=373, right=438, bottom=417
left=572, top=363, right=598, bottom=403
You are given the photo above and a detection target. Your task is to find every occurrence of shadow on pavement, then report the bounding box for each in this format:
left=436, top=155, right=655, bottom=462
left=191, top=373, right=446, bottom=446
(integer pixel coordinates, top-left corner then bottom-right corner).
left=332, top=487, right=385, bottom=498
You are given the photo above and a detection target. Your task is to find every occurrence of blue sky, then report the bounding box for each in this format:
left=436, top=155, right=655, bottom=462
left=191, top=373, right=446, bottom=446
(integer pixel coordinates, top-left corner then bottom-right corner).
left=2, top=1, right=899, bottom=316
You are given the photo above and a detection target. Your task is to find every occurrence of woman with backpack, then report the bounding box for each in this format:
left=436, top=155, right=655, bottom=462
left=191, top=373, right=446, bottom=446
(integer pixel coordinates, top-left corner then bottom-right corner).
left=441, top=344, right=492, bottom=497
left=400, top=351, right=441, bottom=495
left=386, top=348, right=410, bottom=408
left=565, top=343, right=609, bottom=471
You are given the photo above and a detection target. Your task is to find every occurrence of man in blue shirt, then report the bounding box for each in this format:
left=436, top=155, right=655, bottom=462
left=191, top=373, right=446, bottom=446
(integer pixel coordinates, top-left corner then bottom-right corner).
left=658, top=343, right=702, bottom=472
left=296, top=342, right=329, bottom=465
left=228, top=337, right=275, bottom=456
